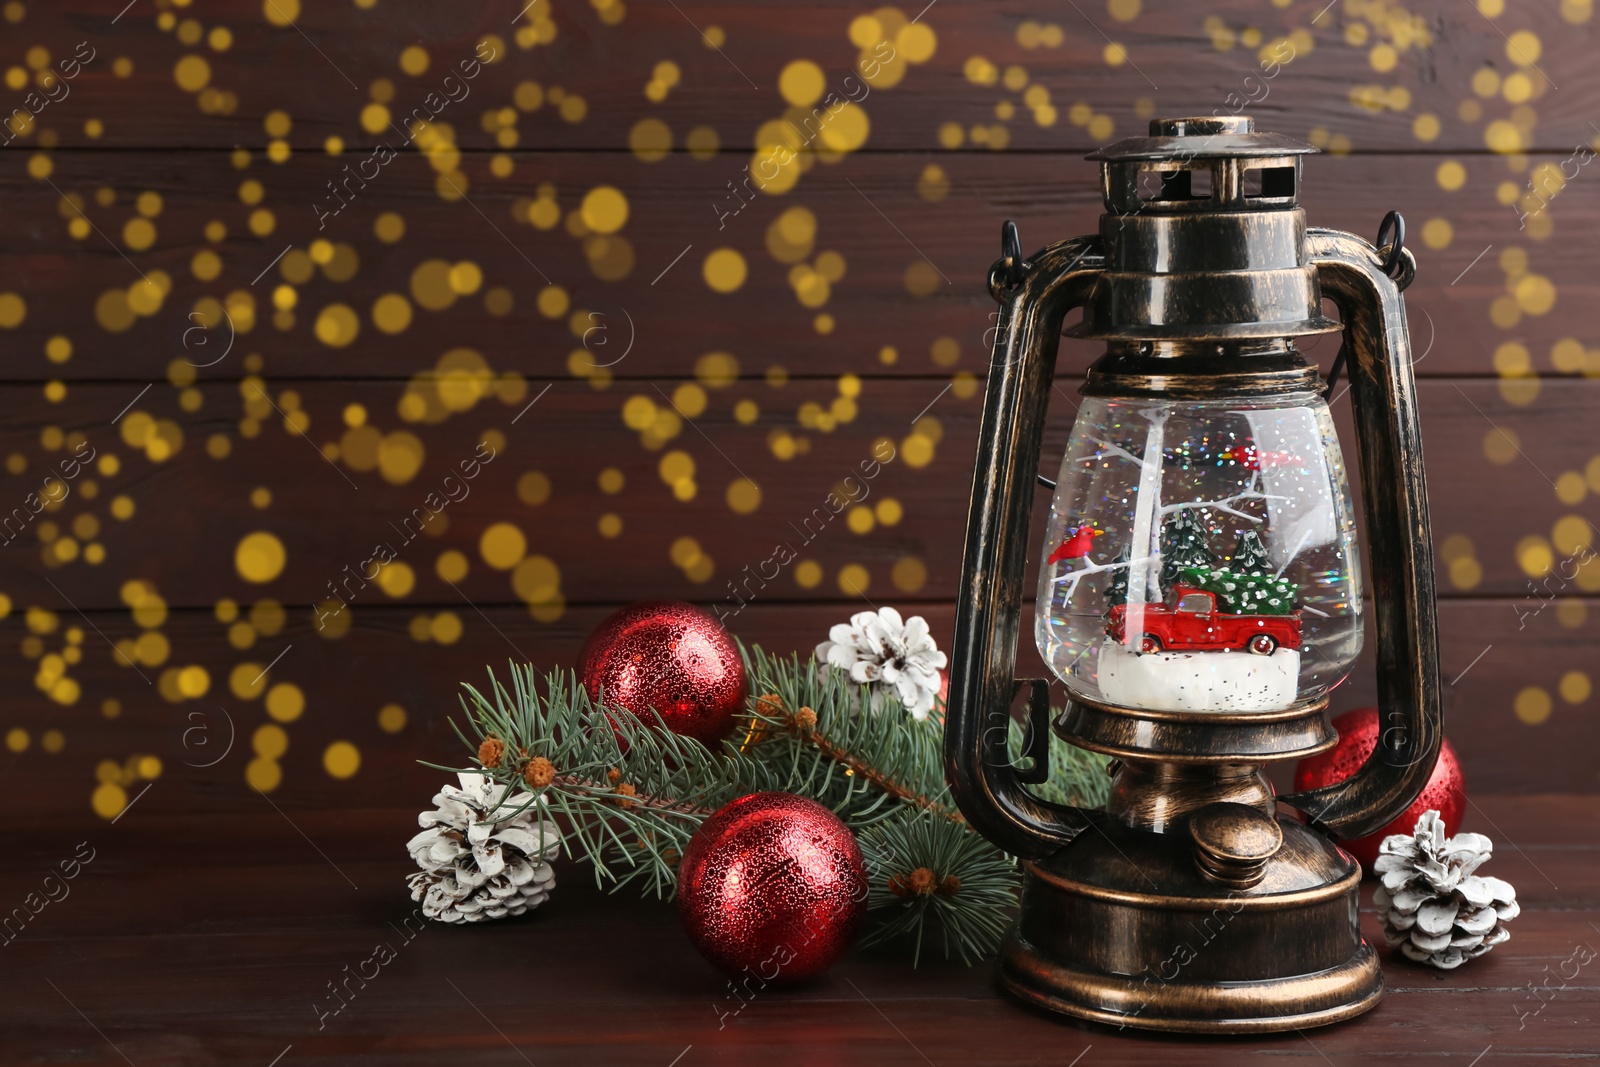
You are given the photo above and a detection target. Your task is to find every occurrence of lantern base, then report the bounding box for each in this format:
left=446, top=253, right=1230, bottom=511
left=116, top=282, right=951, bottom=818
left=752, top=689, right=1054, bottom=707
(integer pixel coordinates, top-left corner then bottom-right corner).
left=999, top=932, right=1381, bottom=1033
left=997, top=813, right=1383, bottom=1034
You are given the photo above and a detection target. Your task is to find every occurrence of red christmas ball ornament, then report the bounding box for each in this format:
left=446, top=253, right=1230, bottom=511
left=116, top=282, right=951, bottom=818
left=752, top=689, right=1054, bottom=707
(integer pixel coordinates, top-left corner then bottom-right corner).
left=677, top=792, right=868, bottom=983
left=1294, top=707, right=1466, bottom=870
left=579, top=601, right=746, bottom=747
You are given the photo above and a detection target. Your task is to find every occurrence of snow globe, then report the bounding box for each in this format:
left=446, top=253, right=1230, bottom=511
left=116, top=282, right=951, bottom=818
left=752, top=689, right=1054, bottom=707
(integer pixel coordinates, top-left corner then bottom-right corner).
left=1036, top=390, right=1362, bottom=714
left=943, top=117, right=1444, bottom=1033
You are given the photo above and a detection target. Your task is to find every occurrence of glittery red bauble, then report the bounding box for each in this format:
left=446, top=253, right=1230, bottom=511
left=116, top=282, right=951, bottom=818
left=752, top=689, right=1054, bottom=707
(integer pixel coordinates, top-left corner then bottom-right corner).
left=677, top=792, right=868, bottom=983
left=1293, top=707, right=1466, bottom=870
left=579, top=601, right=745, bottom=747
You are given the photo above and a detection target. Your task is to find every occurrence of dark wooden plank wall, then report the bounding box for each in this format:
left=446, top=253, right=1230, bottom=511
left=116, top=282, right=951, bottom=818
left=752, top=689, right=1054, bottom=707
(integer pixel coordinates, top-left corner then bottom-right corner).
left=0, top=0, right=1597, bottom=820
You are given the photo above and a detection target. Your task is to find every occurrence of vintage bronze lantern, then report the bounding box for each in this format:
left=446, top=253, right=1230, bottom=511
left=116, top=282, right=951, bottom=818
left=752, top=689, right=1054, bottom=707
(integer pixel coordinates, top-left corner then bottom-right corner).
left=946, top=116, right=1440, bottom=1032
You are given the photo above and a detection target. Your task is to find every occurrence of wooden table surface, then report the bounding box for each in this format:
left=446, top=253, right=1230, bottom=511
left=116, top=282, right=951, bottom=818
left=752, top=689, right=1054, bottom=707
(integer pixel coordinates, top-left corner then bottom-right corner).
left=6, top=795, right=1596, bottom=1065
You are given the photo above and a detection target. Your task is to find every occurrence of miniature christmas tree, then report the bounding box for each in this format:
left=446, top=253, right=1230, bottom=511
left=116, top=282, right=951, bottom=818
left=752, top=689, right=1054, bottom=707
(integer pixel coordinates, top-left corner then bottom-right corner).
left=1229, top=529, right=1273, bottom=576
left=1159, top=509, right=1214, bottom=592
left=1179, top=528, right=1296, bottom=614
left=1179, top=565, right=1297, bottom=615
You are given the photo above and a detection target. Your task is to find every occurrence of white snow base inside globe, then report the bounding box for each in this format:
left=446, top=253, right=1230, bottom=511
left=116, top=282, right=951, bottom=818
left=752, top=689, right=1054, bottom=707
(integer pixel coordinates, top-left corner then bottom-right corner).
left=1097, top=638, right=1300, bottom=712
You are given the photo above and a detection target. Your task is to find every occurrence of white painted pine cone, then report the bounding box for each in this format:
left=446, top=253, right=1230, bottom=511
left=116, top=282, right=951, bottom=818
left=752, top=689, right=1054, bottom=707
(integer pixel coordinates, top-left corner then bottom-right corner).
left=1373, top=810, right=1518, bottom=969
left=406, top=772, right=561, bottom=923
left=814, top=606, right=947, bottom=720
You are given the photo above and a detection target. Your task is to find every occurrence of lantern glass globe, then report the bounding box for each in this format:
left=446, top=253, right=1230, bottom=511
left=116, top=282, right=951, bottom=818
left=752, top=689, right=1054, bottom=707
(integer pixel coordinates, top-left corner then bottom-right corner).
left=1035, top=390, right=1363, bottom=712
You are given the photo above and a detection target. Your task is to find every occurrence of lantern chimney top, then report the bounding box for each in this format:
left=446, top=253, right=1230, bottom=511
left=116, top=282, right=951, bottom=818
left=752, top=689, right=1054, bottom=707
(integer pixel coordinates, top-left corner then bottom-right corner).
left=1070, top=116, right=1339, bottom=342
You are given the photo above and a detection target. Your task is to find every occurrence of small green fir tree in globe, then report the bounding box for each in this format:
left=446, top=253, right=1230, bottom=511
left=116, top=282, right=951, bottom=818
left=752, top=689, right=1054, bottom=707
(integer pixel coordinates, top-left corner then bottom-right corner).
left=1159, top=509, right=1214, bottom=593
left=1229, top=529, right=1273, bottom=576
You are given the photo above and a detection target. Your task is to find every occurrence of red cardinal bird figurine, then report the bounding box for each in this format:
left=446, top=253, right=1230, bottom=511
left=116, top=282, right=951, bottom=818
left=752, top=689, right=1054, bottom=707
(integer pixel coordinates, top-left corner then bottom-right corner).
left=1047, top=525, right=1104, bottom=564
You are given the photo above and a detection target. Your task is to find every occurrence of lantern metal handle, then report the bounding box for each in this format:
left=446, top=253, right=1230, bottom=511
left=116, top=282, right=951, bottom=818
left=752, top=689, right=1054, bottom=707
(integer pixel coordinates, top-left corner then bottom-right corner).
left=1284, top=227, right=1441, bottom=839
left=945, top=234, right=1109, bottom=860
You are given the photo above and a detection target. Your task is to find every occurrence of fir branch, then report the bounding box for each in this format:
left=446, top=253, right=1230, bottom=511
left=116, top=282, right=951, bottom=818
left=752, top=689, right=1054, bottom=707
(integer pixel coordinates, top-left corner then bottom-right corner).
left=547, top=774, right=715, bottom=819
left=858, top=810, right=1019, bottom=966
left=738, top=645, right=954, bottom=827
left=746, top=689, right=963, bottom=823
left=432, top=649, right=1114, bottom=968
left=433, top=663, right=748, bottom=899
left=792, top=718, right=964, bottom=821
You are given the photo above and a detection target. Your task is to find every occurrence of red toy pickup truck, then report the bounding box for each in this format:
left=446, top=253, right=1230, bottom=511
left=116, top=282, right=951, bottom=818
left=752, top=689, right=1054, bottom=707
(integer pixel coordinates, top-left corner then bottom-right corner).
left=1107, top=584, right=1302, bottom=655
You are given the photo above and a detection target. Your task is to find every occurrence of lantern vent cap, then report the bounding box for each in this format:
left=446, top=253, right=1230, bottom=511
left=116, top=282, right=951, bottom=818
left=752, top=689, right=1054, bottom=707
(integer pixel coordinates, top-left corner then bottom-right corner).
left=1088, top=115, right=1319, bottom=163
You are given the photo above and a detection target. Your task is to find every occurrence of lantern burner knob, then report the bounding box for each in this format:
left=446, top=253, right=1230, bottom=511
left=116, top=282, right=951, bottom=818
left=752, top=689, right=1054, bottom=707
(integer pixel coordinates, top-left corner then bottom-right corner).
left=1189, top=802, right=1283, bottom=890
